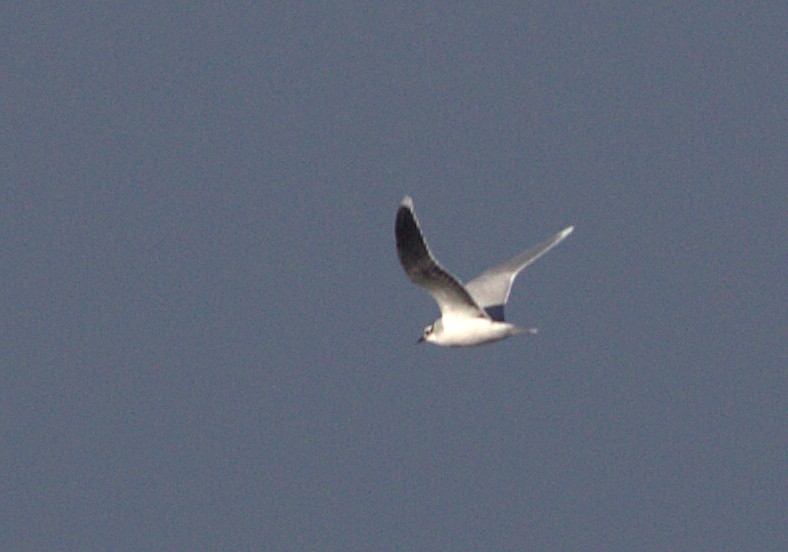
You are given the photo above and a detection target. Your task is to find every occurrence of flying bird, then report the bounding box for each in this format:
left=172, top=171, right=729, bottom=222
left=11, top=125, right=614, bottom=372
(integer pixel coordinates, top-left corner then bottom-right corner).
left=395, top=196, right=573, bottom=346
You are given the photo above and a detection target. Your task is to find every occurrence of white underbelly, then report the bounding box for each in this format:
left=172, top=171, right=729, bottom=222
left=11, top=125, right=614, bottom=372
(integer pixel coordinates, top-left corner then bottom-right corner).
left=438, top=317, right=519, bottom=347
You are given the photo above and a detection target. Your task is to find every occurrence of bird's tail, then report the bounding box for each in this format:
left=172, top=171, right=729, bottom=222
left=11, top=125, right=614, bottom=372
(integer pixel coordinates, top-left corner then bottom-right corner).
left=513, top=326, right=538, bottom=336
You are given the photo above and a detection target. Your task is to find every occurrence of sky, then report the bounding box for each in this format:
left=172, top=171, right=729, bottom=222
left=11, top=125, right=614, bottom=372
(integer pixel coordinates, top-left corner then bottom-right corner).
left=3, top=4, right=785, bottom=551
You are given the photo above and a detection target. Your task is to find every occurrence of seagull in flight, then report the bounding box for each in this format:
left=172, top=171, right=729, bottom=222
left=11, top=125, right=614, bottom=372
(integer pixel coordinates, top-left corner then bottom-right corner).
left=395, top=196, right=573, bottom=346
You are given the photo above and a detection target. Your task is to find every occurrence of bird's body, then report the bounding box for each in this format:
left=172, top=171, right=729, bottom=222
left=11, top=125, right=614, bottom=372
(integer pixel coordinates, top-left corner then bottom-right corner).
left=395, top=196, right=573, bottom=347
left=421, top=316, right=533, bottom=347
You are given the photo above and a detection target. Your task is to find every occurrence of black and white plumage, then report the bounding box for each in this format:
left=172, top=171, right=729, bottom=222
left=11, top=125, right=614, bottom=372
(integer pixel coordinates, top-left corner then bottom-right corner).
left=395, top=195, right=573, bottom=346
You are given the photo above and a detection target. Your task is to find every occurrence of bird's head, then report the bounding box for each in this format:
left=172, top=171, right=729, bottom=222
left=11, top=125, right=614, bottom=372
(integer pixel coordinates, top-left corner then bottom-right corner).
left=417, top=322, right=438, bottom=344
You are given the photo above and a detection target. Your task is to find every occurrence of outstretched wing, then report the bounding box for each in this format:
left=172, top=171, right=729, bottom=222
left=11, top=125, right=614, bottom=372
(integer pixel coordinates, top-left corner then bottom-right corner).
left=396, top=196, right=487, bottom=319
left=465, top=226, right=574, bottom=320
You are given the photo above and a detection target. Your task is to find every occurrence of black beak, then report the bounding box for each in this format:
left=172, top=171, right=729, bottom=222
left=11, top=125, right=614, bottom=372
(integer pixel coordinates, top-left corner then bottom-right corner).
left=417, top=336, right=425, bottom=344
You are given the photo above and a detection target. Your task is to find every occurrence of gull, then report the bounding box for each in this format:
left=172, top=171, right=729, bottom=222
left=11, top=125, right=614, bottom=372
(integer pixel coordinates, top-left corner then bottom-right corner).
left=395, top=196, right=573, bottom=347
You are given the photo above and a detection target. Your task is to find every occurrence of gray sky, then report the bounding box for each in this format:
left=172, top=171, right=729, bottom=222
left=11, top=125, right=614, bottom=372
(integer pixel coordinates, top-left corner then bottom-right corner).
left=3, top=4, right=785, bottom=551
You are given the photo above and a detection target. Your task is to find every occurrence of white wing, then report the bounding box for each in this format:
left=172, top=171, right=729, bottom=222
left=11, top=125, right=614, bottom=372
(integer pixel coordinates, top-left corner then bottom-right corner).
left=395, top=196, right=488, bottom=319
left=465, top=226, right=574, bottom=319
